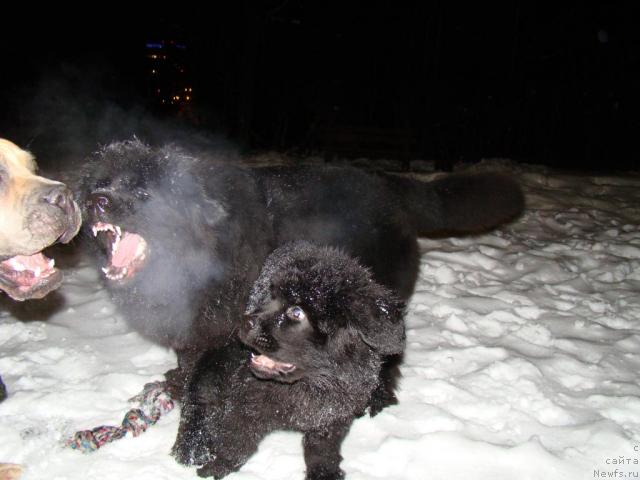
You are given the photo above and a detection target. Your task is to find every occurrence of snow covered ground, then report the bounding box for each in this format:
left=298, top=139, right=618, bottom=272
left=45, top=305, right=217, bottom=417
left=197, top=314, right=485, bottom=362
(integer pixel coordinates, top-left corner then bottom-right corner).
left=1, top=160, right=639, bottom=479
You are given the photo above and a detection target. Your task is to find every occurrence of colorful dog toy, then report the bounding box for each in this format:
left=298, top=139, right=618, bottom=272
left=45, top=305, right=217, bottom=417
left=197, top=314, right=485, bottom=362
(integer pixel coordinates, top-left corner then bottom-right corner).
left=67, top=381, right=174, bottom=453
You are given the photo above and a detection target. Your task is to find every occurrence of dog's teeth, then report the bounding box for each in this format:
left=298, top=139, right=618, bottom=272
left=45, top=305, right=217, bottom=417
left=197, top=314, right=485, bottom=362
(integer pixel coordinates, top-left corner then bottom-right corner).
left=115, top=225, right=122, bottom=236
left=92, top=225, right=98, bottom=237
left=33, top=267, right=41, bottom=278
left=48, top=259, right=55, bottom=269
left=103, top=267, right=127, bottom=281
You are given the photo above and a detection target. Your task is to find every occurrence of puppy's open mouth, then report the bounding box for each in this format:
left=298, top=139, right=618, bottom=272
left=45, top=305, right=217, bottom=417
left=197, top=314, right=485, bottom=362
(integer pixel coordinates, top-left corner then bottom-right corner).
left=0, top=252, right=61, bottom=301
left=91, top=222, right=148, bottom=282
left=250, top=352, right=296, bottom=378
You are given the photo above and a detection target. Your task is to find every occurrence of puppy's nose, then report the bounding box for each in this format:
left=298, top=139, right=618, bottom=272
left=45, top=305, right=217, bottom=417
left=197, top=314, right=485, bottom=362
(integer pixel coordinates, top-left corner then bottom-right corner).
left=43, top=184, right=73, bottom=210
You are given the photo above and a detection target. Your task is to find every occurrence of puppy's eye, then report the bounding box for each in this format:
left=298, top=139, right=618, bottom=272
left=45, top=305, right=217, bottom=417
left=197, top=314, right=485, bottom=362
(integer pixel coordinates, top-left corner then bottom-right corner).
left=286, top=306, right=306, bottom=322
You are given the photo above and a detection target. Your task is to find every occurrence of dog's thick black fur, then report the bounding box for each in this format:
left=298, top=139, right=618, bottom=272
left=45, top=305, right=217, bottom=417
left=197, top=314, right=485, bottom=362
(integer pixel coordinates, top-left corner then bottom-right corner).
left=78, top=139, right=523, bottom=394
left=173, top=241, right=405, bottom=479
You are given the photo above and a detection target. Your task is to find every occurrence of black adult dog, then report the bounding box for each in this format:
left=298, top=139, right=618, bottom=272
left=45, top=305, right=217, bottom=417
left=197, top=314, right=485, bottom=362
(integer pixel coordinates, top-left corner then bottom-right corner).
left=172, top=241, right=405, bottom=479
left=79, top=139, right=523, bottom=396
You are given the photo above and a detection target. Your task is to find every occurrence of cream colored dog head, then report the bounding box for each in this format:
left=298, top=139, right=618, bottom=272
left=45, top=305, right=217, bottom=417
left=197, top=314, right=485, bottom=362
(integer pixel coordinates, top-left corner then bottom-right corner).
left=0, top=139, right=81, bottom=300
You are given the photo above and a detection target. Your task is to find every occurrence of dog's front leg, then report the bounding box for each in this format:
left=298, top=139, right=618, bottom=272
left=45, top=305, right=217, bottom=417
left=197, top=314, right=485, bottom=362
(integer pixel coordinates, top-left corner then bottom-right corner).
left=303, top=421, right=350, bottom=480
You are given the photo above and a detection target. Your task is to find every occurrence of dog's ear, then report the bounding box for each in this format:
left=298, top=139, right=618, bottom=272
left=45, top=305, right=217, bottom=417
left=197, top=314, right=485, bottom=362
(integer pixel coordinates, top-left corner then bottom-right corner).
left=349, top=288, right=405, bottom=356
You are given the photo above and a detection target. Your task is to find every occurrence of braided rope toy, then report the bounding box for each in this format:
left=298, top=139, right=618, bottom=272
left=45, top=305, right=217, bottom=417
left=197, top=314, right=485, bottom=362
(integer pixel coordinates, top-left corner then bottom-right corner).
left=66, top=381, right=174, bottom=453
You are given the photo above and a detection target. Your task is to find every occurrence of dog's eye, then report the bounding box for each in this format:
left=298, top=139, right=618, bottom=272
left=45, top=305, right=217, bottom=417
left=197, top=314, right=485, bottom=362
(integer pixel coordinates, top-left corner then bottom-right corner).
left=286, top=306, right=306, bottom=322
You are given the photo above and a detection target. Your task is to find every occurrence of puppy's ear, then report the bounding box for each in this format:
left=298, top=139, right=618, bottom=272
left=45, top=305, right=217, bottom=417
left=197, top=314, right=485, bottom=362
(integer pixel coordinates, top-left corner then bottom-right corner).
left=351, top=289, right=405, bottom=356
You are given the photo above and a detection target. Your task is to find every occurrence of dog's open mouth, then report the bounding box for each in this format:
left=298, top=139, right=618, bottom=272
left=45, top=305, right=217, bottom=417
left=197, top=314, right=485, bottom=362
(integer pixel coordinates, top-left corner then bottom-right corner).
left=91, top=222, right=148, bottom=282
left=0, top=252, right=61, bottom=301
left=249, top=352, right=296, bottom=378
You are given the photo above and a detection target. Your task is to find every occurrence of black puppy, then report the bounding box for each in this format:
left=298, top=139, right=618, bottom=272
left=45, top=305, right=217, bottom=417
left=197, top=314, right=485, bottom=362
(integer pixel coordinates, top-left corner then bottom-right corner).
left=173, top=242, right=405, bottom=479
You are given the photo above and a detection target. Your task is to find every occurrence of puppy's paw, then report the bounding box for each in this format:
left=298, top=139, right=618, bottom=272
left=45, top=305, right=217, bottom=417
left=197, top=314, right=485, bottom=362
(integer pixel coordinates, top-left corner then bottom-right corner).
left=305, top=466, right=345, bottom=480
left=172, top=438, right=211, bottom=467
left=172, top=426, right=213, bottom=467
left=197, top=458, right=238, bottom=479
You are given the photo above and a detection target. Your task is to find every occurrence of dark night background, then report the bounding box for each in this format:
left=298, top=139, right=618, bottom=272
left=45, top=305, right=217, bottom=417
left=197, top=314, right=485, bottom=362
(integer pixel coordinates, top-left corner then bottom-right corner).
left=0, top=1, right=637, bottom=172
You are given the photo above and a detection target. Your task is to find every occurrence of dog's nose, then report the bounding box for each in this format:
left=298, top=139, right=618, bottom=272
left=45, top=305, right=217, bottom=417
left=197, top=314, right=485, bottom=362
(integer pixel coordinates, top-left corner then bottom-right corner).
left=43, top=184, right=73, bottom=210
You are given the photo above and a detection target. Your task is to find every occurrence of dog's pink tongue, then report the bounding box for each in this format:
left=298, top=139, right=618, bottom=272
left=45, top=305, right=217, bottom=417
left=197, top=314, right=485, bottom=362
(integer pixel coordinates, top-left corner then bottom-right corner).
left=111, top=233, right=141, bottom=268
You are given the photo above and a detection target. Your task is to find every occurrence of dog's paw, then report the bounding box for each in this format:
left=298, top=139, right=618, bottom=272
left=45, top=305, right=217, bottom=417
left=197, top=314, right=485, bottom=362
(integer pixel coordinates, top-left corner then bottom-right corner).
left=368, top=385, right=398, bottom=417
left=0, top=463, right=22, bottom=480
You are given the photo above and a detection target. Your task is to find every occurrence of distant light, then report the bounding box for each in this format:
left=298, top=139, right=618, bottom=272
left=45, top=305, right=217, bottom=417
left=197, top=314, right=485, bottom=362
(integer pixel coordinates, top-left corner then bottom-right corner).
left=146, top=43, right=163, bottom=49
left=186, top=96, right=190, bottom=101
left=151, top=69, right=157, bottom=74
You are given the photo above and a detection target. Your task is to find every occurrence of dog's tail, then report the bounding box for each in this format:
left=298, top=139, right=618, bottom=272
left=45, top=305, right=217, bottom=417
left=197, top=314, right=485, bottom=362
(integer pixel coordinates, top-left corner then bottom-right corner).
left=389, top=172, right=525, bottom=236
